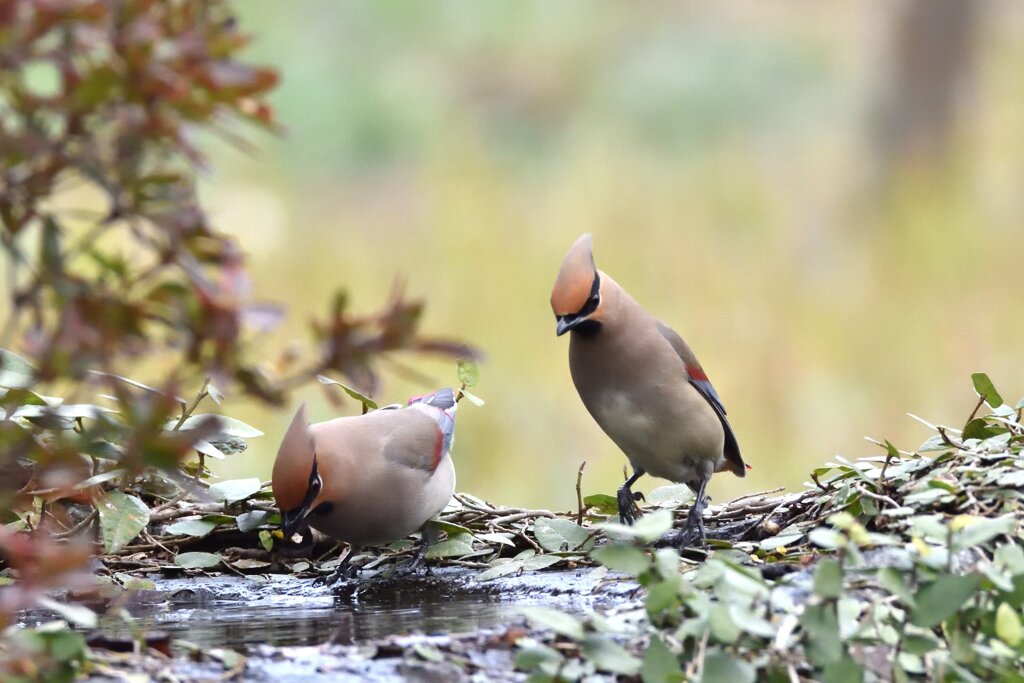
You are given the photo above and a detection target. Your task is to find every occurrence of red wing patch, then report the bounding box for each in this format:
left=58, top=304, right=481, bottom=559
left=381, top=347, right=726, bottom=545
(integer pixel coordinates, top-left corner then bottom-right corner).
left=431, top=428, right=444, bottom=471
left=686, top=363, right=709, bottom=382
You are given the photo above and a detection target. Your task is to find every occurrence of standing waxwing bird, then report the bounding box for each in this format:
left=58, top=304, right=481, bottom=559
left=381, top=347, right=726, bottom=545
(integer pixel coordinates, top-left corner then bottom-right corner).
left=272, top=388, right=457, bottom=584
left=550, top=234, right=746, bottom=548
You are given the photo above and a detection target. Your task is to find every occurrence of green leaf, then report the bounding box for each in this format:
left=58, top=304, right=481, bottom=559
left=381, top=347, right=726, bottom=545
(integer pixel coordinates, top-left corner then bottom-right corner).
left=995, top=602, right=1022, bottom=647
left=709, top=603, right=741, bottom=644
left=808, top=527, right=845, bottom=549
left=910, top=574, right=981, bottom=628
left=701, top=651, right=756, bottom=683
left=175, top=415, right=264, bottom=439
left=193, top=439, right=226, bottom=460
left=456, top=359, right=479, bottom=388
left=534, top=518, right=593, bottom=552
left=424, top=532, right=475, bottom=559
left=259, top=529, right=274, bottom=551
left=521, top=554, right=563, bottom=571
left=207, top=383, right=225, bottom=405
left=600, top=509, right=673, bottom=543
left=971, top=372, right=1004, bottom=408
left=175, top=552, right=223, bottom=569
left=14, top=403, right=114, bottom=421
left=73, top=468, right=126, bottom=490
left=37, top=597, right=98, bottom=629
left=901, top=634, right=939, bottom=655
left=878, top=567, right=915, bottom=607
left=475, top=532, right=515, bottom=548
left=520, top=606, right=584, bottom=640
left=236, top=510, right=272, bottom=532
left=950, top=515, right=1015, bottom=552
left=0, top=349, right=36, bottom=388
left=758, top=532, right=804, bottom=551
left=994, top=542, right=1024, bottom=573
left=728, top=604, right=776, bottom=638
left=413, top=642, right=445, bottom=662
left=647, top=484, right=693, bottom=507
left=813, top=558, right=843, bottom=599
left=114, top=573, right=155, bottom=591
left=962, top=418, right=1003, bottom=441
left=317, top=375, right=378, bottom=410
left=591, top=543, right=650, bottom=575
left=475, top=560, right=524, bottom=582
left=640, top=635, right=682, bottom=683
left=97, top=491, right=150, bottom=553
left=801, top=603, right=842, bottom=666
left=459, top=389, right=485, bottom=407
left=820, top=654, right=863, bottom=683
left=208, top=478, right=262, bottom=504
left=89, top=370, right=187, bottom=404
left=430, top=519, right=474, bottom=536
left=580, top=635, right=642, bottom=675
left=165, top=518, right=217, bottom=537
left=232, top=558, right=271, bottom=571
left=514, top=644, right=563, bottom=671
left=583, top=493, right=618, bottom=515
left=645, top=576, right=682, bottom=615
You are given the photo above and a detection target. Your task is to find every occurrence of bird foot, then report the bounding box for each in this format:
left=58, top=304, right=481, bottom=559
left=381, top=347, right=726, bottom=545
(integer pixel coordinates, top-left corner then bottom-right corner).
left=313, top=556, right=359, bottom=587
left=616, top=486, right=644, bottom=525
left=388, top=552, right=431, bottom=579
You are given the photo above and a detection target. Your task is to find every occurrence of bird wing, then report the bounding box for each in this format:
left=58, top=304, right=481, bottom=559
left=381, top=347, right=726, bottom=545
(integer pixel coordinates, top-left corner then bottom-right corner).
left=655, top=321, right=746, bottom=477
left=374, top=409, right=452, bottom=474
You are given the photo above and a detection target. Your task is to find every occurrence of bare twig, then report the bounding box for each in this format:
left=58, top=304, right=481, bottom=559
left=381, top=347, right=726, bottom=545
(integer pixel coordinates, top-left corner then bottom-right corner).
left=966, top=394, right=986, bottom=424
left=575, top=461, right=586, bottom=525
left=490, top=510, right=556, bottom=526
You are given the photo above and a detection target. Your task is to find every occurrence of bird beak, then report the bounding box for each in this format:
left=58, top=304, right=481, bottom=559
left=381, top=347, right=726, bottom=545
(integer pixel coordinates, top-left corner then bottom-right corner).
left=281, top=504, right=312, bottom=539
left=556, top=315, right=582, bottom=336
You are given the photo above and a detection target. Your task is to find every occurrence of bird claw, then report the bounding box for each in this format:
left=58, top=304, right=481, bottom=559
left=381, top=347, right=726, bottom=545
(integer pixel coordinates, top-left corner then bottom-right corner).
left=617, top=485, right=642, bottom=525
left=674, top=495, right=708, bottom=551
left=389, top=557, right=429, bottom=580
left=313, top=558, right=358, bottom=587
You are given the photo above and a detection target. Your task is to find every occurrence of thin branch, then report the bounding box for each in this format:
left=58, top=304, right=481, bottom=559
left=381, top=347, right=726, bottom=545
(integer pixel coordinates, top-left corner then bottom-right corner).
left=575, top=461, right=586, bottom=525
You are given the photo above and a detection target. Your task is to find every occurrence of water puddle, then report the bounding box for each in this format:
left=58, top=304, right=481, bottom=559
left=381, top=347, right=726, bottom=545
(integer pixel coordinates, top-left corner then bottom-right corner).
left=113, top=579, right=512, bottom=648
left=22, top=568, right=629, bottom=653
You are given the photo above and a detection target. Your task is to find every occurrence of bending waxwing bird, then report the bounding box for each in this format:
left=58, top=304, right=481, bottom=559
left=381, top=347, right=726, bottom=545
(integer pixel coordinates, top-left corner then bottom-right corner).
left=272, top=388, right=457, bottom=583
left=550, top=234, right=746, bottom=548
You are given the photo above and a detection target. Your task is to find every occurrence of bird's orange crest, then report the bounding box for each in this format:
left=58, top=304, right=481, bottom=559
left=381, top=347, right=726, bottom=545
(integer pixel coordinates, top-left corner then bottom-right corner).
left=271, top=403, right=317, bottom=513
left=551, top=233, right=597, bottom=316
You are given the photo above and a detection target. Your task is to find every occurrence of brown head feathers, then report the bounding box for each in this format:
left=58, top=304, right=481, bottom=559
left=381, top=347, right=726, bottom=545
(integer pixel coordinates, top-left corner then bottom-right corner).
left=271, top=402, right=318, bottom=514
left=550, top=234, right=599, bottom=317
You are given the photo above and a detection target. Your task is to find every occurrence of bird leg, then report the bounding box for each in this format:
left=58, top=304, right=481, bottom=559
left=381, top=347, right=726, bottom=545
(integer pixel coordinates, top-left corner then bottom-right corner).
left=677, top=477, right=709, bottom=550
left=382, top=523, right=440, bottom=580
left=616, top=467, right=646, bottom=525
left=314, top=545, right=361, bottom=587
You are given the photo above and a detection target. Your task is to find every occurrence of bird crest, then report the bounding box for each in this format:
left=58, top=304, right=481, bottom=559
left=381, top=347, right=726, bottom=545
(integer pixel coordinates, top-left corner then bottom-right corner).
left=551, top=233, right=598, bottom=317
left=271, top=402, right=318, bottom=514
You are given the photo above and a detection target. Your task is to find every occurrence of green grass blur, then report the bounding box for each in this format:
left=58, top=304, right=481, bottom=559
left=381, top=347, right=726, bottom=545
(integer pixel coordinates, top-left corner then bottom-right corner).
left=204, top=2, right=1024, bottom=510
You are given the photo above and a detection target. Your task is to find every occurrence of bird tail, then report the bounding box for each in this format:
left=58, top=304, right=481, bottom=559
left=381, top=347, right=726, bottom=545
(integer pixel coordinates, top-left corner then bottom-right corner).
left=407, top=387, right=457, bottom=410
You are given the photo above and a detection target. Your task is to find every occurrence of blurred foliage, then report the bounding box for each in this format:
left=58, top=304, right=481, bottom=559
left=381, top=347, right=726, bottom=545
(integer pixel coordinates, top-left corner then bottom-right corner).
left=0, top=1, right=473, bottom=674
left=202, top=1, right=1024, bottom=510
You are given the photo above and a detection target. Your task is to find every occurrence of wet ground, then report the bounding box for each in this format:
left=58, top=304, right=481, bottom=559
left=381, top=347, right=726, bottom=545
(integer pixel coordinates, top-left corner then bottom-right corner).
left=25, top=567, right=639, bottom=681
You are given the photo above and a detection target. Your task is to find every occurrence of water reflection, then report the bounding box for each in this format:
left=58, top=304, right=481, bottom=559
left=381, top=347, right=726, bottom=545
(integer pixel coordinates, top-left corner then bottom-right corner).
left=25, top=576, right=522, bottom=652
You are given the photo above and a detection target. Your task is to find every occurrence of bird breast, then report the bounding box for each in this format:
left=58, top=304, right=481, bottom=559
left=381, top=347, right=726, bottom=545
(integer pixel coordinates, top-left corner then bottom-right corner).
left=570, top=334, right=726, bottom=483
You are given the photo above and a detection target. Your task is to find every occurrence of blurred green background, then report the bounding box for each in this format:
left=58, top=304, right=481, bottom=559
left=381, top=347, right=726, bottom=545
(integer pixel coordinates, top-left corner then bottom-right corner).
left=204, top=1, right=1024, bottom=510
